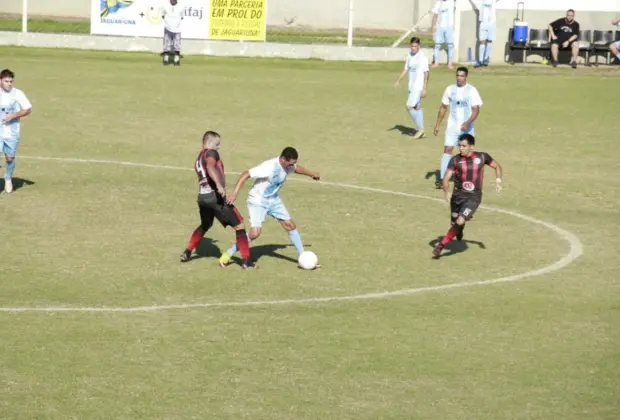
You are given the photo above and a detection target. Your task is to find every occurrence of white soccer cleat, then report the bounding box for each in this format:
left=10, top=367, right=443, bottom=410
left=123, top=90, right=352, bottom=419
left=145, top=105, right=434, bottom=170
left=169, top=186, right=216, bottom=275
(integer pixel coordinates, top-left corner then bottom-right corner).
left=4, top=179, right=13, bottom=193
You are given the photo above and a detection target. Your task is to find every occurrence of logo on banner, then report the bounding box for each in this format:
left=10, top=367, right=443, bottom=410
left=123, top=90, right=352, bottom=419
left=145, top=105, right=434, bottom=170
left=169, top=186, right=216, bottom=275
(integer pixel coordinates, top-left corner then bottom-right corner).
left=100, top=0, right=134, bottom=18
left=140, top=7, right=163, bottom=24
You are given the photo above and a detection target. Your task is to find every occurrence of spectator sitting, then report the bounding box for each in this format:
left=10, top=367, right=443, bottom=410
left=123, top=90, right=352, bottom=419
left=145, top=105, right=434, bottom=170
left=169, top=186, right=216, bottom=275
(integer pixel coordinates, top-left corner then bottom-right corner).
left=548, top=9, right=580, bottom=68
left=610, top=16, right=620, bottom=63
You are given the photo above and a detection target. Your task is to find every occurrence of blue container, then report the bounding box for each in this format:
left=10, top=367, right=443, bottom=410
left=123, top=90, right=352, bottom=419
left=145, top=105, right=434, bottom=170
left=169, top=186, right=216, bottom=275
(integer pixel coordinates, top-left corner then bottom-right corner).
left=513, top=22, right=528, bottom=43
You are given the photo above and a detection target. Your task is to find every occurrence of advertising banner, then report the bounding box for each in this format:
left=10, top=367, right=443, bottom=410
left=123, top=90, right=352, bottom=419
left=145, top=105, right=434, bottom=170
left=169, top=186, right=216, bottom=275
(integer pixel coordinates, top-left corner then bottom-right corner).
left=208, top=0, right=267, bottom=41
left=91, top=0, right=210, bottom=39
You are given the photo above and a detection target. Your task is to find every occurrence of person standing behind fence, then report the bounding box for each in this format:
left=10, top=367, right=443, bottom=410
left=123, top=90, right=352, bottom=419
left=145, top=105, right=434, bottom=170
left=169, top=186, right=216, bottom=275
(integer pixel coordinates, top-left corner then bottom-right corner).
left=431, top=0, right=456, bottom=69
left=473, top=0, right=499, bottom=68
left=162, top=0, right=184, bottom=66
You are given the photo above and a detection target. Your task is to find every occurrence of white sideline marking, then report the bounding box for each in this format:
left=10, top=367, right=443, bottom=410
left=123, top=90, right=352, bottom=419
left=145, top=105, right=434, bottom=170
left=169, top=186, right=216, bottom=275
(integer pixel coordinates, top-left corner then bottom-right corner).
left=0, top=155, right=583, bottom=313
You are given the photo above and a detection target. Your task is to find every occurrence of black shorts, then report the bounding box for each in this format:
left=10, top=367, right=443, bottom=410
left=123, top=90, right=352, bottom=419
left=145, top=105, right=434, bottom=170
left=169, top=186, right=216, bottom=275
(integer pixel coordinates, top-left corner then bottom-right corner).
left=450, top=192, right=482, bottom=222
left=552, top=38, right=577, bottom=49
left=197, top=198, right=243, bottom=229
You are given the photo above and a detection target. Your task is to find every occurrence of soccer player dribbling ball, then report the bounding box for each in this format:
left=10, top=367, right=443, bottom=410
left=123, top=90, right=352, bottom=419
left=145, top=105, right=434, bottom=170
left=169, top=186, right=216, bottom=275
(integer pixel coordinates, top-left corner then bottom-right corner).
left=219, top=147, right=321, bottom=268
left=180, top=131, right=255, bottom=268
left=433, top=133, right=503, bottom=259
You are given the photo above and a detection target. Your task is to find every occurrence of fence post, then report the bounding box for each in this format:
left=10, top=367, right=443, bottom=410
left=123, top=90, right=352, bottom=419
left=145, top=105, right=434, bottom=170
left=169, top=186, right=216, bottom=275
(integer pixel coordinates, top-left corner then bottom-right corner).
left=22, top=0, right=28, bottom=33
left=347, top=0, right=354, bottom=47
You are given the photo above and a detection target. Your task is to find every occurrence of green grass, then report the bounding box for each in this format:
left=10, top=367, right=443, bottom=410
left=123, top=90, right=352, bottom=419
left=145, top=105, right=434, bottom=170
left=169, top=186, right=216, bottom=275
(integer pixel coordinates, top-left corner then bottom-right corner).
left=0, top=17, right=432, bottom=47
left=0, top=46, right=619, bottom=419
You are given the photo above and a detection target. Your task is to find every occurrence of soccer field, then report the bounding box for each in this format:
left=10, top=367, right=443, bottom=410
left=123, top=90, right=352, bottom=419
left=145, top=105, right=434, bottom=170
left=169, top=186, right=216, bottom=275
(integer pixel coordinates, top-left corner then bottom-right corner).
left=0, top=46, right=618, bottom=419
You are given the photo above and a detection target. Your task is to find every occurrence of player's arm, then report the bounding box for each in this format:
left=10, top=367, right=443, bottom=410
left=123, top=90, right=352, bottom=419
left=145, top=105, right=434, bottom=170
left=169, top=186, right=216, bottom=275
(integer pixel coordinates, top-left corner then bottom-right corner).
left=226, top=170, right=251, bottom=205
left=431, top=3, right=439, bottom=32
left=485, top=154, right=503, bottom=193
left=394, top=67, right=408, bottom=88
left=205, top=156, right=226, bottom=197
left=613, top=15, right=620, bottom=25
left=294, top=165, right=320, bottom=180
left=3, top=93, right=32, bottom=123
left=442, top=168, right=454, bottom=202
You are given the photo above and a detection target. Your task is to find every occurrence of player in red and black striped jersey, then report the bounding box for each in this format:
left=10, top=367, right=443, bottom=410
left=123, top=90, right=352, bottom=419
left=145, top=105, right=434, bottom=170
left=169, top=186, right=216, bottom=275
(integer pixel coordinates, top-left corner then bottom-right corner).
left=180, top=131, right=254, bottom=268
left=433, top=133, right=503, bottom=259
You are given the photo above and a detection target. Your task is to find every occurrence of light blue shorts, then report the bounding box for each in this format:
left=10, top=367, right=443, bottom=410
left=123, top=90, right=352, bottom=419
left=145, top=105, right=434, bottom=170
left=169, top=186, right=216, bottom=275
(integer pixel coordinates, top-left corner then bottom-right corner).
left=0, top=137, right=19, bottom=157
left=614, top=40, right=620, bottom=49
left=479, top=22, right=497, bottom=41
left=434, top=27, right=454, bottom=45
left=247, top=198, right=291, bottom=228
left=445, top=126, right=475, bottom=147
left=406, top=90, right=422, bottom=108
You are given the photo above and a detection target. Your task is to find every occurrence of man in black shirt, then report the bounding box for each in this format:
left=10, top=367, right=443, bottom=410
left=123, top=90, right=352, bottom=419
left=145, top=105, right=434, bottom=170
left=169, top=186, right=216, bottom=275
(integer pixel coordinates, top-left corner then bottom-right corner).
left=548, top=9, right=580, bottom=68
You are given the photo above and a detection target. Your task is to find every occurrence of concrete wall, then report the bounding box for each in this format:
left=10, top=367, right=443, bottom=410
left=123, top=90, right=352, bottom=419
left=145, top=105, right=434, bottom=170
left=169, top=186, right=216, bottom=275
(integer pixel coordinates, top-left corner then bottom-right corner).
left=0, top=0, right=438, bottom=30
left=457, top=9, right=619, bottom=64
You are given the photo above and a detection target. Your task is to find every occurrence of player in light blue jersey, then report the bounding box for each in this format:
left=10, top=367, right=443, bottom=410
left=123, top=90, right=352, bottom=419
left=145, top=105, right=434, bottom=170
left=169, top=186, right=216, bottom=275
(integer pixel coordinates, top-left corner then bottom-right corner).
left=431, top=0, right=456, bottom=69
left=394, top=37, right=430, bottom=139
left=0, top=69, right=32, bottom=194
left=219, top=147, right=321, bottom=267
left=473, top=0, right=500, bottom=67
left=433, top=67, right=483, bottom=188
left=610, top=15, right=620, bottom=63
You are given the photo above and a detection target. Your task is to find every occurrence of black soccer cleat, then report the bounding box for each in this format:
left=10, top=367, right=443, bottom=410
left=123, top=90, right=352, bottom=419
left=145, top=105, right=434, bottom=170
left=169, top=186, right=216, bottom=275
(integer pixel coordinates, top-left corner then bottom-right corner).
left=180, top=250, right=192, bottom=263
left=435, top=181, right=443, bottom=189
left=241, top=260, right=256, bottom=269
left=432, top=244, right=444, bottom=259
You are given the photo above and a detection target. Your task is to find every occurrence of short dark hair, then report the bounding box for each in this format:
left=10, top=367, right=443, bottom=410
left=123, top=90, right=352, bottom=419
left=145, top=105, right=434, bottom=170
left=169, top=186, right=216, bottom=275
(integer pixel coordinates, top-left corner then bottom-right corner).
left=280, top=147, right=298, bottom=160
left=458, top=134, right=475, bottom=145
left=410, top=36, right=421, bottom=45
left=0, top=69, right=14, bottom=79
left=456, top=66, right=469, bottom=75
left=567, top=9, right=575, bottom=14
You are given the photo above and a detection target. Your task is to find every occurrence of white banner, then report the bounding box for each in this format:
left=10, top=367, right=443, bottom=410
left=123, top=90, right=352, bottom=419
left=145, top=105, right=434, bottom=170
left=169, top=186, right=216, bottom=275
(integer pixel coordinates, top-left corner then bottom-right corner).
left=91, top=0, right=209, bottom=39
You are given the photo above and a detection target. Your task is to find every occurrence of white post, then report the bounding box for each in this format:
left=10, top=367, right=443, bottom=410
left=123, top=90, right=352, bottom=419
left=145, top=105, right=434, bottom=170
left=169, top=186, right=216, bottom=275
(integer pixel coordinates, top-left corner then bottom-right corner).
left=22, top=0, right=28, bottom=33
left=347, top=0, right=354, bottom=47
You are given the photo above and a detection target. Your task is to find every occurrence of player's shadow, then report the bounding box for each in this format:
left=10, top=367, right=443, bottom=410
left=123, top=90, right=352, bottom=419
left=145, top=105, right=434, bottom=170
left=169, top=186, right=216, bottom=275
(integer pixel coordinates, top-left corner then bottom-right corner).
left=428, top=235, right=486, bottom=258
left=0, top=177, right=35, bottom=192
left=190, top=238, right=222, bottom=261
left=425, top=170, right=441, bottom=184
left=231, top=243, right=312, bottom=265
left=388, top=124, right=419, bottom=137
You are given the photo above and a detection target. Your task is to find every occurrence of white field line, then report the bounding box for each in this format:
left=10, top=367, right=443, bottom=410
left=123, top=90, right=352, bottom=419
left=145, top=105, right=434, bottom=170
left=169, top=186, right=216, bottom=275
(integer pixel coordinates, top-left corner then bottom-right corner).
left=0, top=155, right=583, bottom=313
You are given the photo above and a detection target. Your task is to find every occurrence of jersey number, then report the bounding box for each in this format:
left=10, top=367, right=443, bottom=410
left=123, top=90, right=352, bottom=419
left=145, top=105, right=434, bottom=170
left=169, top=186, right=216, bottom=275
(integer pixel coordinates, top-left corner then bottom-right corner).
left=195, top=158, right=207, bottom=179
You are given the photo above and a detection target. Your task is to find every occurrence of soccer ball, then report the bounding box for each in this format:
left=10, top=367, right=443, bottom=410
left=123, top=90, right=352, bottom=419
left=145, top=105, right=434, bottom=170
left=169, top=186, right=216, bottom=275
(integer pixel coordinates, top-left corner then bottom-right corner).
left=298, top=251, right=318, bottom=270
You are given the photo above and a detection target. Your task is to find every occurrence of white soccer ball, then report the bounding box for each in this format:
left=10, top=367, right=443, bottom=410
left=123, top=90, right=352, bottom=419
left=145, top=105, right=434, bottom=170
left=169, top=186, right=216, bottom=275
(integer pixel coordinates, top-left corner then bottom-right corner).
left=298, top=251, right=318, bottom=270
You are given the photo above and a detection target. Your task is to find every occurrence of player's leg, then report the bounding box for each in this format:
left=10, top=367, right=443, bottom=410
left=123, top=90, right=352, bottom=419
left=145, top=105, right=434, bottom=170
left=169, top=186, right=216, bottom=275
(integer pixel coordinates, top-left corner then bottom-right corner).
left=476, top=24, right=487, bottom=67
left=213, top=203, right=255, bottom=268
left=438, top=130, right=457, bottom=188
left=162, top=29, right=172, bottom=65
left=173, top=32, right=181, bottom=66
left=445, top=27, right=455, bottom=68
left=610, top=41, right=620, bottom=62
left=3, top=137, right=19, bottom=193
left=570, top=40, right=579, bottom=68
left=433, top=195, right=480, bottom=258
left=550, top=40, right=560, bottom=66
left=220, top=201, right=266, bottom=266
left=269, top=200, right=305, bottom=256
left=432, top=28, right=445, bottom=68
left=180, top=204, right=214, bottom=262
left=483, top=24, right=496, bottom=65
left=406, top=91, right=424, bottom=138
